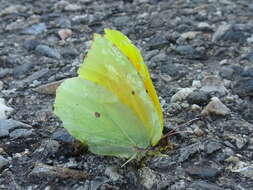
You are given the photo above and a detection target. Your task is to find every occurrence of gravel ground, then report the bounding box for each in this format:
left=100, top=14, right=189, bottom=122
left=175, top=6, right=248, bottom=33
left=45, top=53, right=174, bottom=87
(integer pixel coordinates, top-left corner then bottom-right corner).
left=1, top=0, right=253, bottom=189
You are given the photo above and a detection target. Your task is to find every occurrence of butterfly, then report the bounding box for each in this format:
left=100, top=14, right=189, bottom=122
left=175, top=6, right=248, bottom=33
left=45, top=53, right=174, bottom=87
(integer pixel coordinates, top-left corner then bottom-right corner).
left=54, top=29, right=163, bottom=160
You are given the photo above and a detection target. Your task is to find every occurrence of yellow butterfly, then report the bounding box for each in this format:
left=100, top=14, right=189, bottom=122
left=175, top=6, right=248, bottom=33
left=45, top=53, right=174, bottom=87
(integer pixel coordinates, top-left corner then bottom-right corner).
left=54, top=29, right=163, bottom=159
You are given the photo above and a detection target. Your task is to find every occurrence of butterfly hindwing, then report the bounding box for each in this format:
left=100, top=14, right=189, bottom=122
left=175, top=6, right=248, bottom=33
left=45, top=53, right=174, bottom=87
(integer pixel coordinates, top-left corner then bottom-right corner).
left=54, top=77, right=150, bottom=158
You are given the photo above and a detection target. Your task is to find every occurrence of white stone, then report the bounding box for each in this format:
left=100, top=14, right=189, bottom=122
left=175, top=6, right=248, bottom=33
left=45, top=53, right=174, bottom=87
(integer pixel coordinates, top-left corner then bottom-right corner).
left=0, top=98, right=14, bottom=119
left=171, top=88, right=195, bottom=102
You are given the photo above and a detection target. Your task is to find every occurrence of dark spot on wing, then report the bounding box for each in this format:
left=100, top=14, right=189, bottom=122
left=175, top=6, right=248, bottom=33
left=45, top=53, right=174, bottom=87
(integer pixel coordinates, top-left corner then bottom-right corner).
left=146, top=89, right=148, bottom=94
left=94, top=112, right=101, bottom=118
left=131, top=91, right=135, bottom=95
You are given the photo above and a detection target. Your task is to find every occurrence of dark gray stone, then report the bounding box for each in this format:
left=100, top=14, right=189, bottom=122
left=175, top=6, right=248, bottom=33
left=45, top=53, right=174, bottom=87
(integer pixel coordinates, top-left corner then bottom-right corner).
left=233, top=78, right=253, bottom=97
left=148, top=35, right=169, bottom=50
left=13, top=63, right=34, bottom=79
left=205, top=141, right=222, bottom=154
left=10, top=128, right=33, bottom=139
left=0, top=119, right=31, bottom=138
left=0, top=155, right=8, bottom=170
left=52, top=129, right=75, bottom=143
left=23, top=40, right=40, bottom=51
left=22, top=23, right=47, bottom=35
left=35, top=45, right=61, bottom=60
left=189, top=181, right=223, bottom=190
left=185, top=165, right=221, bottom=178
left=187, top=90, right=210, bottom=106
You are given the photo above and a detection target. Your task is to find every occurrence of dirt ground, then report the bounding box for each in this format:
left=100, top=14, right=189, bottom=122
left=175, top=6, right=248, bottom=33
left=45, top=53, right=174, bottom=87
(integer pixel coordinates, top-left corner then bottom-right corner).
left=1, top=0, right=253, bottom=189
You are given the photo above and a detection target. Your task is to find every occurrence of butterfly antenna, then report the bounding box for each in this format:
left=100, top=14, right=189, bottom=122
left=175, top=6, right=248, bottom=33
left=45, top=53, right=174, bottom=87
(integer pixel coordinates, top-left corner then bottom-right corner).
left=121, top=153, right=137, bottom=167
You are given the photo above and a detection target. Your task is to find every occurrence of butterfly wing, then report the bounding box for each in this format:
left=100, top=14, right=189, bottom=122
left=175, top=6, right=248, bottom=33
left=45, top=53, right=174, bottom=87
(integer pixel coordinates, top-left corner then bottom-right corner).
left=104, top=29, right=163, bottom=144
left=54, top=77, right=150, bottom=158
left=78, top=33, right=162, bottom=145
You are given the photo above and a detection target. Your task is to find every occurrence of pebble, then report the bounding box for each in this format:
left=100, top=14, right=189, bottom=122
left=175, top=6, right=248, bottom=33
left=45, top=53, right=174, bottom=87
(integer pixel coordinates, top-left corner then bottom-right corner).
left=22, top=23, right=47, bottom=35
left=0, top=155, right=8, bottom=170
left=180, top=31, right=199, bottom=40
left=0, top=69, right=13, bottom=79
left=104, top=166, right=122, bottom=181
left=178, top=143, right=203, bottom=163
left=212, top=24, right=231, bottom=41
left=0, top=98, right=13, bottom=120
left=0, top=5, right=26, bottom=16
left=185, top=164, right=221, bottom=179
left=28, top=162, right=89, bottom=180
left=200, top=76, right=227, bottom=96
left=33, top=80, right=65, bottom=95
left=202, top=97, right=230, bottom=116
left=233, top=78, right=253, bottom=97
left=138, top=167, right=156, bottom=189
left=58, top=29, right=72, bottom=40
left=13, top=63, right=34, bottom=79
left=23, top=39, right=40, bottom=51
left=0, top=119, right=32, bottom=138
left=9, top=128, right=34, bottom=139
left=0, top=81, right=3, bottom=90
left=51, top=128, right=75, bottom=143
left=64, top=4, right=83, bottom=11
left=234, top=164, right=253, bottom=180
left=171, top=88, right=195, bottom=102
left=17, top=68, right=50, bottom=87
left=35, top=45, right=61, bottom=60
left=187, top=90, right=210, bottom=106
left=205, top=141, right=222, bottom=154
left=189, top=181, right=223, bottom=190
left=148, top=35, right=169, bottom=50
left=197, top=22, right=213, bottom=32
left=150, top=155, right=176, bottom=170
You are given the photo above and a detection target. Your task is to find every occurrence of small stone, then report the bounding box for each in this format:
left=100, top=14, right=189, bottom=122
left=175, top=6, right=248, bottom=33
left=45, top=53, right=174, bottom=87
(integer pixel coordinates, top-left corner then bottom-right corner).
left=200, top=76, right=227, bottom=96
left=23, top=39, right=40, bottom=51
left=197, top=22, right=213, bottom=32
left=0, top=119, right=32, bottom=138
left=205, top=141, right=222, bottom=154
left=150, top=155, right=176, bottom=170
left=241, top=67, right=253, bottom=77
left=233, top=78, right=253, bottom=97
left=191, top=104, right=201, bottom=111
left=60, top=47, right=78, bottom=59
left=0, top=81, right=3, bottom=90
left=138, top=167, right=156, bottom=189
left=178, top=143, right=202, bottom=163
left=187, top=90, right=210, bottom=106
left=0, top=98, right=13, bottom=120
left=13, top=63, right=34, bottom=79
left=33, top=80, right=65, bottom=95
left=0, top=68, right=12, bottom=78
left=193, top=127, right=204, bottom=136
left=0, top=155, right=8, bottom=170
left=0, top=5, right=26, bottom=16
left=104, top=166, right=121, bottom=181
left=189, top=181, right=223, bottom=190
left=22, top=23, right=47, bottom=35
left=148, top=35, right=169, bottom=50
left=29, top=162, right=89, bottom=180
left=10, top=128, right=33, bottom=139
left=171, top=88, right=195, bottom=102
left=185, top=164, right=221, bottom=178
left=192, top=80, right=201, bottom=88
left=234, top=165, right=253, bottom=180
left=64, top=4, right=83, bottom=11
left=52, top=129, right=75, bottom=143
left=35, top=45, right=61, bottom=60
left=58, top=29, right=72, bottom=40
left=202, top=97, right=230, bottom=116
left=180, top=31, right=199, bottom=40
left=212, top=24, right=231, bottom=41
